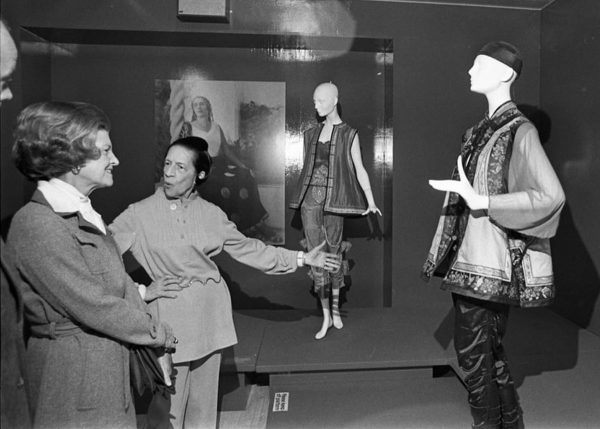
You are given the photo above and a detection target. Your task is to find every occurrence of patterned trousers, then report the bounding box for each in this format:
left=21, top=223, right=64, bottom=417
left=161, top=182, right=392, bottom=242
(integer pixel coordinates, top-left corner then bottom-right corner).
left=300, top=185, right=344, bottom=299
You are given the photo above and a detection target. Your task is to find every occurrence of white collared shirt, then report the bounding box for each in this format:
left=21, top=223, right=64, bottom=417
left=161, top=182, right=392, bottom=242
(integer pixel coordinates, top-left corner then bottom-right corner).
left=38, top=178, right=106, bottom=234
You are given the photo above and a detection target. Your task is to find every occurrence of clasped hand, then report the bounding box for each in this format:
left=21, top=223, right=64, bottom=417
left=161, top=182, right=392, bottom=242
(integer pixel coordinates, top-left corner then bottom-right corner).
left=428, top=155, right=489, bottom=211
left=304, top=241, right=342, bottom=272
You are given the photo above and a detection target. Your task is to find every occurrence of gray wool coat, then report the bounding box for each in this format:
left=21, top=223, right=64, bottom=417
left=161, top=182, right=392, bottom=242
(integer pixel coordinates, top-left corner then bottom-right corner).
left=7, top=191, right=170, bottom=429
left=1, top=240, right=32, bottom=428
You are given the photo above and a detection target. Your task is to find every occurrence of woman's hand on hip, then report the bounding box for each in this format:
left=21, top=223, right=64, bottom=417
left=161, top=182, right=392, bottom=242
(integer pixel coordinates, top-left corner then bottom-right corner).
left=145, top=276, right=189, bottom=302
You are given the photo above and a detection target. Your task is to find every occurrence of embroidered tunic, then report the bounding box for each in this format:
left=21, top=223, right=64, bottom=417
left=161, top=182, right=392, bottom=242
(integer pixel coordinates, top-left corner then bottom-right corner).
left=307, top=140, right=331, bottom=204
left=422, top=102, right=565, bottom=307
left=109, top=187, right=299, bottom=363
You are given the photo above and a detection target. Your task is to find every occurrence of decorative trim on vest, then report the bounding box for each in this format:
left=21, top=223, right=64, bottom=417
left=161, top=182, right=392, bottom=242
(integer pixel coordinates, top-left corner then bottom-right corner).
left=422, top=103, right=554, bottom=308
left=289, top=122, right=367, bottom=214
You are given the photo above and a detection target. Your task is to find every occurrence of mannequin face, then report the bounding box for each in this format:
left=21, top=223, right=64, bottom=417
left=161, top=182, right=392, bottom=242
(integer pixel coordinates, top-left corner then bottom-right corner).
left=313, top=84, right=338, bottom=118
left=468, top=55, right=514, bottom=95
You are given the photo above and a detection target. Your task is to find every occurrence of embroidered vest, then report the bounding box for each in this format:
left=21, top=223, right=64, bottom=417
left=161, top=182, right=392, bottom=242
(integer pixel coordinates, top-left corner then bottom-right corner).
left=289, top=122, right=367, bottom=214
left=422, top=103, right=555, bottom=308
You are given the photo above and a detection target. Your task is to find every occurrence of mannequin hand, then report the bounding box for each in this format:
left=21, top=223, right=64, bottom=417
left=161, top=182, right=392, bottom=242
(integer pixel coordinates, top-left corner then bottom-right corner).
left=362, top=204, right=382, bottom=216
left=428, top=156, right=489, bottom=211
left=145, top=276, right=188, bottom=302
left=304, top=241, right=342, bottom=272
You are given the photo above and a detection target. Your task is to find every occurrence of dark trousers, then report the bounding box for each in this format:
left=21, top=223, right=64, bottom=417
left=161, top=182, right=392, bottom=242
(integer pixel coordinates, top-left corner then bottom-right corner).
left=452, top=293, right=522, bottom=429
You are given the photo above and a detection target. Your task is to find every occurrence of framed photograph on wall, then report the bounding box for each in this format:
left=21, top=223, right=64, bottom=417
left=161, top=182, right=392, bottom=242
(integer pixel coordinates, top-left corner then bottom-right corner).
left=155, top=79, right=286, bottom=244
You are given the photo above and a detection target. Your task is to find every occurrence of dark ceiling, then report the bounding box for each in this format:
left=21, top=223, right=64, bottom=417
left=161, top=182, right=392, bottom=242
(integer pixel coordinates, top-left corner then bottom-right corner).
left=374, top=0, right=556, bottom=10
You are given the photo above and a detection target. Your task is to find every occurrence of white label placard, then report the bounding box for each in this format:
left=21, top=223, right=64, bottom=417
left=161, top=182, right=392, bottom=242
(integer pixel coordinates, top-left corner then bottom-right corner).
left=272, top=392, right=289, bottom=412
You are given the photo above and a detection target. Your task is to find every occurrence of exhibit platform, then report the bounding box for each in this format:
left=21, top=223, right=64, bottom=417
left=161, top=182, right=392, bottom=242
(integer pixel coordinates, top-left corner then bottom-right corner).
left=216, top=305, right=600, bottom=429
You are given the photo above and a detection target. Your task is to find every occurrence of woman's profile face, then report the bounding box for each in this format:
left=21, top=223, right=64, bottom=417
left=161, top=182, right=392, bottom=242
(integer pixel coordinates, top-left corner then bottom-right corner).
left=191, top=97, right=211, bottom=119
left=77, top=130, right=119, bottom=195
left=163, top=145, right=199, bottom=199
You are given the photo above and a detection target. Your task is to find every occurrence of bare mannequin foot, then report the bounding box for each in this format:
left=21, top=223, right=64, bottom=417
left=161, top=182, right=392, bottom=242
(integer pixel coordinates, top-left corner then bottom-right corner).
left=315, top=316, right=333, bottom=340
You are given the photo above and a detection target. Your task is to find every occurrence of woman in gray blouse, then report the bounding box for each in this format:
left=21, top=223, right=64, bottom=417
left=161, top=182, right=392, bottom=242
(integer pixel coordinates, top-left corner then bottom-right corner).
left=110, top=136, right=340, bottom=429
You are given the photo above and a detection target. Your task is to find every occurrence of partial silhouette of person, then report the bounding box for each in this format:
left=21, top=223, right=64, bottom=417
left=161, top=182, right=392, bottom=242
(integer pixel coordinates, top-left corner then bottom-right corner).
left=0, top=16, right=32, bottom=429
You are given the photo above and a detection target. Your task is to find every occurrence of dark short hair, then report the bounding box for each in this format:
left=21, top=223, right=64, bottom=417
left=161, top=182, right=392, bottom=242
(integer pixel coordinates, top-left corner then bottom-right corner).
left=167, top=136, right=212, bottom=187
left=12, top=101, right=111, bottom=181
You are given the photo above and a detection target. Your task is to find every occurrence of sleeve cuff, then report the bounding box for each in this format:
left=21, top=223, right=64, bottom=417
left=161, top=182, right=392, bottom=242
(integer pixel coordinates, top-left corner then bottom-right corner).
left=296, top=251, right=305, bottom=267
left=137, top=284, right=147, bottom=300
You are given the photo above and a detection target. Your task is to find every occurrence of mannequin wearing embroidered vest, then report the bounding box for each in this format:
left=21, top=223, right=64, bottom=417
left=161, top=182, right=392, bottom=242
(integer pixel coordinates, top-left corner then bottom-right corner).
left=424, top=42, right=565, bottom=428
left=289, top=82, right=381, bottom=340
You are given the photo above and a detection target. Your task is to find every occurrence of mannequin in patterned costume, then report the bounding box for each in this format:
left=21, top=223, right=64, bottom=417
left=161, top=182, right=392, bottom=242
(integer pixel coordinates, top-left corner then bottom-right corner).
left=290, top=82, right=381, bottom=340
left=423, top=42, right=565, bottom=428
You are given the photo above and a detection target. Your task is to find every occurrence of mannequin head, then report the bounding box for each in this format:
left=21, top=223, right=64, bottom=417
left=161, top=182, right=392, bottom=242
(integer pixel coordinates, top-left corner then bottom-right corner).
left=468, top=55, right=516, bottom=95
left=469, top=41, right=521, bottom=96
left=313, top=82, right=339, bottom=119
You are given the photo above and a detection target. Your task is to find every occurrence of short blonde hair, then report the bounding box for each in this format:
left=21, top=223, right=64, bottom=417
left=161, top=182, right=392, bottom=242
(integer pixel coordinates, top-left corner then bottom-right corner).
left=13, top=101, right=111, bottom=181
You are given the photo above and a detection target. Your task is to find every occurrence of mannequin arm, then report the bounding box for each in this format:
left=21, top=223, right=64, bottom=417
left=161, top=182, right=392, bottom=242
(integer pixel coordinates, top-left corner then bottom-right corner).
left=429, top=155, right=489, bottom=210
left=351, top=134, right=381, bottom=216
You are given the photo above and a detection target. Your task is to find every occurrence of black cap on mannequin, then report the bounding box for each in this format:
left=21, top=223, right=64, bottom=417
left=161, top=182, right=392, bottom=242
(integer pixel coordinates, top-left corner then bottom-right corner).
left=478, top=41, right=522, bottom=77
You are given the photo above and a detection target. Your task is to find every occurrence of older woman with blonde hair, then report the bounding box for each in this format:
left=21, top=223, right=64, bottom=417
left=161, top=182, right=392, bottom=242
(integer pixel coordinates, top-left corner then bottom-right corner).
left=7, top=101, right=178, bottom=429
